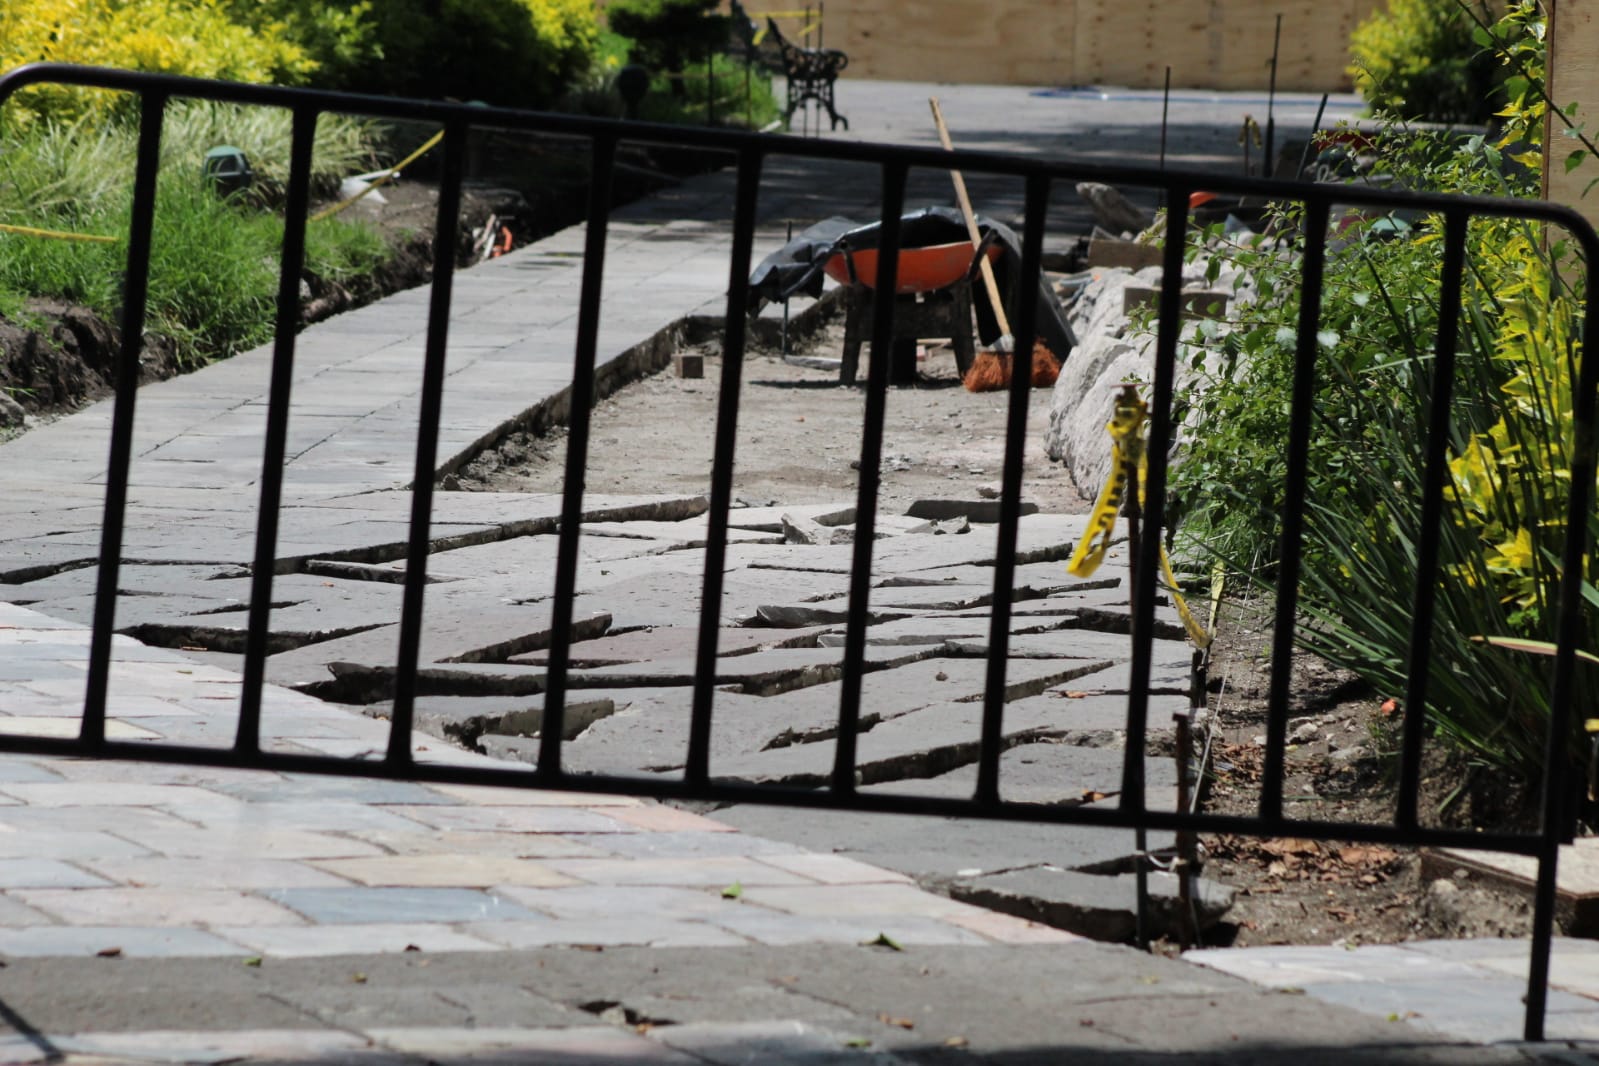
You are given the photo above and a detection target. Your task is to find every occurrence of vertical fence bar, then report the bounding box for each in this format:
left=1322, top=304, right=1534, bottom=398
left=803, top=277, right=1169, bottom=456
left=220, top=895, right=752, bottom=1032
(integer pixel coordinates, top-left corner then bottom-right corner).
left=1524, top=218, right=1599, bottom=1041
left=236, top=106, right=318, bottom=754
left=1394, top=208, right=1467, bottom=827
left=538, top=135, right=618, bottom=778
left=386, top=120, right=468, bottom=766
left=1121, top=186, right=1190, bottom=810
left=832, top=161, right=906, bottom=794
left=686, top=146, right=764, bottom=786
left=976, top=171, right=1049, bottom=805
left=1259, top=196, right=1330, bottom=823
left=82, top=91, right=167, bottom=748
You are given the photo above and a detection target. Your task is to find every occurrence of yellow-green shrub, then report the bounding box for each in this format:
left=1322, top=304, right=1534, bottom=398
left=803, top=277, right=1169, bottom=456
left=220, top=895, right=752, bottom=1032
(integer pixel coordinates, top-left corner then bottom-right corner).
left=1, top=0, right=315, bottom=126
left=1348, top=0, right=1500, bottom=123
left=328, top=0, right=599, bottom=109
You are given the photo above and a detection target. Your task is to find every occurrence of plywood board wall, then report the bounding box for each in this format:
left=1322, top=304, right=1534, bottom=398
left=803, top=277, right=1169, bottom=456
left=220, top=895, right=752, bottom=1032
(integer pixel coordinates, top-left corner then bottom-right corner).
left=1545, top=0, right=1599, bottom=233
left=825, top=0, right=1382, bottom=90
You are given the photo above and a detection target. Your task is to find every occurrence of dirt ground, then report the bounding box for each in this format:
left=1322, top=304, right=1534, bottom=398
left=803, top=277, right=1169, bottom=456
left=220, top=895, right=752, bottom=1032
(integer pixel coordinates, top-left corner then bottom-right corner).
left=1191, top=594, right=1537, bottom=950
left=454, top=321, right=1086, bottom=515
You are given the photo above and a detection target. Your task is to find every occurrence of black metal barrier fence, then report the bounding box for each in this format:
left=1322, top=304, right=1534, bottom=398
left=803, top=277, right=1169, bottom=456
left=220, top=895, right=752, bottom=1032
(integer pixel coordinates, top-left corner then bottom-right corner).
left=1, top=64, right=1595, bottom=1042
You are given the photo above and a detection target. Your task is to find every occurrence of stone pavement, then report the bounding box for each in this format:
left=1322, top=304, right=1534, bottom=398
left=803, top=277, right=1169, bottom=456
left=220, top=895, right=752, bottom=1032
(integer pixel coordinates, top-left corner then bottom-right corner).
left=0, top=78, right=1593, bottom=1062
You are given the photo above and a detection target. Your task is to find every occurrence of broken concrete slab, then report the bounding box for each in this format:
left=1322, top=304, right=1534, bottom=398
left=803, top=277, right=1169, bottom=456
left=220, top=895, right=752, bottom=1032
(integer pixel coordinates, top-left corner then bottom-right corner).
left=565, top=567, right=853, bottom=631
left=813, top=614, right=1072, bottom=648
left=724, top=504, right=856, bottom=533
left=1002, top=689, right=1190, bottom=743
left=706, top=680, right=1120, bottom=789
left=942, top=629, right=1194, bottom=673
left=1085, top=235, right=1164, bottom=270
left=899, top=738, right=1180, bottom=810
left=359, top=694, right=617, bottom=747
left=1420, top=839, right=1599, bottom=937
left=779, top=513, right=840, bottom=546
left=950, top=865, right=1233, bottom=942
left=1076, top=182, right=1154, bottom=235
left=559, top=687, right=848, bottom=777
left=509, top=625, right=834, bottom=666
left=582, top=517, right=784, bottom=548
left=1065, top=656, right=1194, bottom=696
left=710, top=802, right=1169, bottom=890
left=261, top=608, right=611, bottom=688
left=905, top=499, right=1040, bottom=523
left=566, top=645, right=937, bottom=697
left=750, top=602, right=910, bottom=628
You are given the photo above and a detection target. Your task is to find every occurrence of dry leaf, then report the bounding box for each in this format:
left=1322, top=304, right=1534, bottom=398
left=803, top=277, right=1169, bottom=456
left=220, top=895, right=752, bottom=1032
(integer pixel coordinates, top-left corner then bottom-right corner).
left=96, top=947, right=122, bottom=958
left=1338, top=845, right=1398, bottom=866
left=877, top=1014, right=915, bottom=1030
left=944, top=1036, right=970, bottom=1048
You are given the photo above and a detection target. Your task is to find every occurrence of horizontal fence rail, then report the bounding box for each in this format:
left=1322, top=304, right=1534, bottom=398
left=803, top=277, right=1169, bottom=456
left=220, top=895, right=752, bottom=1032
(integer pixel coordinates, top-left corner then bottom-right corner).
left=1, top=63, right=1596, bottom=1041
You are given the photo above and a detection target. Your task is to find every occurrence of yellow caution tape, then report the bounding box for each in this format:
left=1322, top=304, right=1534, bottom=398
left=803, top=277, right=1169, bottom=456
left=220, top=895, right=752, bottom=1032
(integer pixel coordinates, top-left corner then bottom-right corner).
left=1160, top=538, right=1213, bottom=650
left=1067, top=389, right=1145, bottom=578
left=0, top=222, right=117, bottom=244
left=1067, top=385, right=1212, bottom=649
left=309, top=130, right=445, bottom=223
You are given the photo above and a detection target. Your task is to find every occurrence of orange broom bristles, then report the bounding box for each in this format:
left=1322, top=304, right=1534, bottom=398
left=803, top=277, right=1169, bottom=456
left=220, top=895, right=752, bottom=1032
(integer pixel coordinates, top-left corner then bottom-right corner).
left=962, top=340, right=1062, bottom=392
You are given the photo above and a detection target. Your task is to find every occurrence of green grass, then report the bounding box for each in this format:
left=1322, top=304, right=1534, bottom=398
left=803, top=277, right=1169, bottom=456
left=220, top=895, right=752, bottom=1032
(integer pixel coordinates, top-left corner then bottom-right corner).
left=0, top=101, right=389, bottom=367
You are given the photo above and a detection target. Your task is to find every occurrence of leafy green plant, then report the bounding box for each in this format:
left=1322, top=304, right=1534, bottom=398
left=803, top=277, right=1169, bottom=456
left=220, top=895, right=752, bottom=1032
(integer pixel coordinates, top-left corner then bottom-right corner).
left=326, top=0, right=599, bottom=109
left=1348, top=0, right=1501, bottom=124
left=0, top=0, right=317, bottom=128
left=1175, top=1, right=1598, bottom=780
left=605, top=0, right=730, bottom=98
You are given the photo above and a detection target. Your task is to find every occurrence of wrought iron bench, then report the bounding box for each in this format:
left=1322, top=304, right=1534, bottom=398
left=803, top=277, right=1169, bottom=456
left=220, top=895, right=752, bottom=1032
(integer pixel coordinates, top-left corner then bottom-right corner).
left=765, top=16, right=848, bottom=130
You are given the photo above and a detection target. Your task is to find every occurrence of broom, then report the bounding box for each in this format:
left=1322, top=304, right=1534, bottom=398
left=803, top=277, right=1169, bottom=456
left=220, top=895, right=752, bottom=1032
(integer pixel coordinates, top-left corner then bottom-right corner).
left=928, top=98, right=1057, bottom=392
left=962, top=339, right=1062, bottom=392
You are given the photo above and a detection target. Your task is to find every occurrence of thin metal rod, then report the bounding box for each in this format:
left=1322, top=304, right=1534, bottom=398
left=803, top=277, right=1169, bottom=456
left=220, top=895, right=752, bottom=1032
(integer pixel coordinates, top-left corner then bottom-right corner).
left=386, top=121, right=467, bottom=766
left=1264, top=13, right=1281, bottom=177
left=1525, top=221, right=1599, bottom=1041
left=1159, top=67, right=1171, bottom=171
left=1395, top=208, right=1467, bottom=827
left=832, top=161, right=907, bottom=794
left=686, top=146, right=764, bottom=785
left=539, top=135, right=618, bottom=778
left=1297, top=94, right=1329, bottom=180
left=1121, top=189, right=1191, bottom=810
left=82, top=91, right=166, bottom=748
left=237, top=106, right=317, bottom=754
left=975, top=173, right=1049, bottom=805
left=1259, top=197, right=1331, bottom=823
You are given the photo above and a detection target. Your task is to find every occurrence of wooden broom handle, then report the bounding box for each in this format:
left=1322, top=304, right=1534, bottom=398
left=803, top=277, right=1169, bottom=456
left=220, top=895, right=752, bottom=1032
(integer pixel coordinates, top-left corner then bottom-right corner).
left=930, top=97, right=1012, bottom=339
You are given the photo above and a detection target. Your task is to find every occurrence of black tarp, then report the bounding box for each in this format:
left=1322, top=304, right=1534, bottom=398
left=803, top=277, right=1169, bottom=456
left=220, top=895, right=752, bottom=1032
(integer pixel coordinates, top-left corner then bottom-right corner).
left=747, top=206, right=1077, bottom=361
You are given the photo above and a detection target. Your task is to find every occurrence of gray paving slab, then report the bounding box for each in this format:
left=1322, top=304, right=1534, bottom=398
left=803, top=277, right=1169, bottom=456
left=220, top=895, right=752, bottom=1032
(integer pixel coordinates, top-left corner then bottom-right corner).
left=512, top=624, right=835, bottom=666
left=260, top=606, right=612, bottom=688
left=567, top=645, right=937, bottom=694
left=262, top=886, right=544, bottom=924
left=713, top=803, right=1167, bottom=889
left=373, top=692, right=618, bottom=745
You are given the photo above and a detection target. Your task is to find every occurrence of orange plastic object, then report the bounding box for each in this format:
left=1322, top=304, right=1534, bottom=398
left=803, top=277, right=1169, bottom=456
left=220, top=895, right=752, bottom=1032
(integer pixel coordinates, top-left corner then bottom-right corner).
left=1189, top=191, right=1218, bottom=208
left=822, top=241, right=1001, bottom=294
